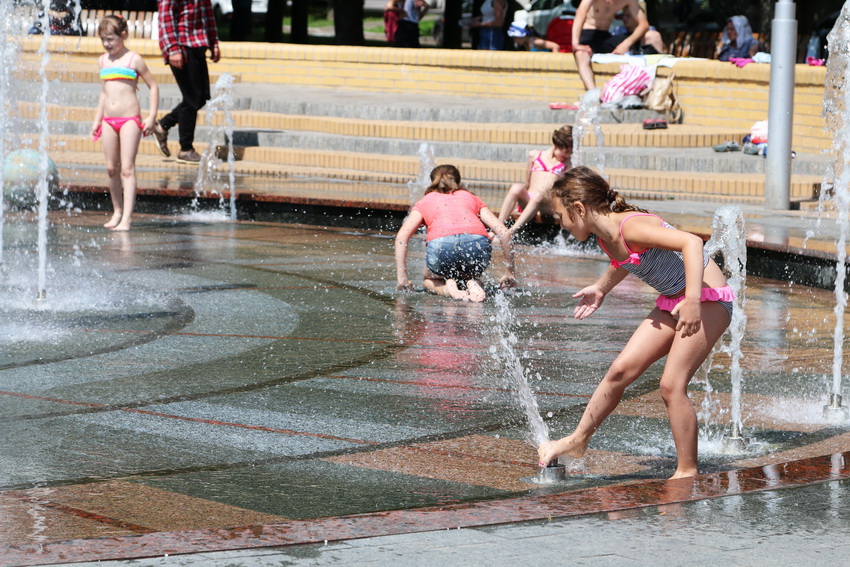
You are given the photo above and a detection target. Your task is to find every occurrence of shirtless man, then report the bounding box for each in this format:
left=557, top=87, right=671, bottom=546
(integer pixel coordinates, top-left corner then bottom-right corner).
left=571, top=0, right=649, bottom=90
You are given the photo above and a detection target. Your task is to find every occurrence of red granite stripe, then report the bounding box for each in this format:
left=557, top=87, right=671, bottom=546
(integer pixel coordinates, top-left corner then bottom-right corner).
left=3, top=452, right=848, bottom=567
left=0, top=392, right=373, bottom=445
left=0, top=391, right=105, bottom=408
left=8, top=494, right=155, bottom=534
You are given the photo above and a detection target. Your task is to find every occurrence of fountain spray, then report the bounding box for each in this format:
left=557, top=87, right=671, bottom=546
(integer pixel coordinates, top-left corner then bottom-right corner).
left=35, top=6, right=51, bottom=301
left=489, top=292, right=565, bottom=482
left=571, top=88, right=606, bottom=176
left=407, top=143, right=435, bottom=205
left=704, top=206, right=749, bottom=450
left=195, top=73, right=237, bottom=218
left=821, top=2, right=850, bottom=422
left=0, top=1, right=12, bottom=265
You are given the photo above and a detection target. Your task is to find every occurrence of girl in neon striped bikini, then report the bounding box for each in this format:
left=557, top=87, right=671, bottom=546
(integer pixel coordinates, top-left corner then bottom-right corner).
left=91, top=15, right=160, bottom=231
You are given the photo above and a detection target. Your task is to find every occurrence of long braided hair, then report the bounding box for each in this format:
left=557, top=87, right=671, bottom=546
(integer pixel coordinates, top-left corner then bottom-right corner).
left=549, top=166, right=648, bottom=220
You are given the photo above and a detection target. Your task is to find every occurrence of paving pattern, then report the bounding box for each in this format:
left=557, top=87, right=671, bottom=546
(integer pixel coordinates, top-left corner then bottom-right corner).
left=1, top=206, right=849, bottom=566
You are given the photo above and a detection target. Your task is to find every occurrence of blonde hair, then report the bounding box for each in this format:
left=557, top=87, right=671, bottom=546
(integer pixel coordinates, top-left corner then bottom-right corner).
left=98, top=15, right=128, bottom=38
left=425, top=164, right=463, bottom=195
left=550, top=166, right=648, bottom=220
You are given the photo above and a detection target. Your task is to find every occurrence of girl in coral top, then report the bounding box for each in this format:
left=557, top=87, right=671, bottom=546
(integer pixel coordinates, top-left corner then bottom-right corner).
left=395, top=165, right=516, bottom=302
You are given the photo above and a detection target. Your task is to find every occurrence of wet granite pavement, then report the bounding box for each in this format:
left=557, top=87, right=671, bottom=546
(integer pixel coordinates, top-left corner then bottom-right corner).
left=1, top=206, right=849, bottom=566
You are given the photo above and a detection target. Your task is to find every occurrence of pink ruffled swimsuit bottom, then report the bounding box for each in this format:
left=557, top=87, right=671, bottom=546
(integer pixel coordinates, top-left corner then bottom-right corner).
left=655, top=285, right=735, bottom=318
left=92, top=116, right=144, bottom=141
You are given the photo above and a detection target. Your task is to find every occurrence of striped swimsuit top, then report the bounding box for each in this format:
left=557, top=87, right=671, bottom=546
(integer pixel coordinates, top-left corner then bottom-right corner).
left=598, top=213, right=709, bottom=297
left=100, top=53, right=138, bottom=81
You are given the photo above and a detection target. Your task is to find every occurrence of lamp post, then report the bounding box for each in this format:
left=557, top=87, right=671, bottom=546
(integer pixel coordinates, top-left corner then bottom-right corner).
left=764, top=0, right=797, bottom=210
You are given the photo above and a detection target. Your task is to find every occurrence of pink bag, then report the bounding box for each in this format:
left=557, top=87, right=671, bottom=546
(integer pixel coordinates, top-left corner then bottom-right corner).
left=601, top=65, right=651, bottom=104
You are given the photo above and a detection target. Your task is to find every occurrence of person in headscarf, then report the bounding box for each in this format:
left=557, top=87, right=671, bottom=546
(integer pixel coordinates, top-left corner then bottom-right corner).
left=717, top=15, right=760, bottom=61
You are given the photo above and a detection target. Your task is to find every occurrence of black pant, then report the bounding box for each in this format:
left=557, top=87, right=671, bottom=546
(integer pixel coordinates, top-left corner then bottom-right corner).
left=394, top=20, right=420, bottom=48
left=161, top=46, right=211, bottom=152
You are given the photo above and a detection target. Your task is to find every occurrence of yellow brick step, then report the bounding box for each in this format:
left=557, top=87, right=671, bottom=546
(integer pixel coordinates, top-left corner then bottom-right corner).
left=19, top=102, right=749, bottom=149
left=606, top=168, right=822, bottom=203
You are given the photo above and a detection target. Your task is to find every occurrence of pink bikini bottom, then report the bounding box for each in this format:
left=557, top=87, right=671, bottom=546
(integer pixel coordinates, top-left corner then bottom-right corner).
left=92, top=116, right=143, bottom=141
left=656, top=285, right=735, bottom=317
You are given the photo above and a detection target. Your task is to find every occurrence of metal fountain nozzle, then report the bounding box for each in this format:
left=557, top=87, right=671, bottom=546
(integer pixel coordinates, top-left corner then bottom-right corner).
left=537, top=459, right=566, bottom=483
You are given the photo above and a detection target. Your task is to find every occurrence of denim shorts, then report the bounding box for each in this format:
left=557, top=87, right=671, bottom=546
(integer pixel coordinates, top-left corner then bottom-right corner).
left=426, top=234, right=492, bottom=280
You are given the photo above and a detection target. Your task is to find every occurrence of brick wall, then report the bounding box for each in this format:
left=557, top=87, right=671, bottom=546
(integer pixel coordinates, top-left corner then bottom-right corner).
left=23, top=37, right=833, bottom=155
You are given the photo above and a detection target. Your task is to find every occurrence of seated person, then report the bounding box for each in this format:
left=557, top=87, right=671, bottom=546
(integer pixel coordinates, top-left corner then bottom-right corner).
left=612, top=3, right=666, bottom=55
left=572, top=0, right=649, bottom=90
left=508, top=23, right=560, bottom=53
left=717, top=15, right=760, bottom=61
left=545, top=15, right=574, bottom=53
left=498, top=126, right=573, bottom=235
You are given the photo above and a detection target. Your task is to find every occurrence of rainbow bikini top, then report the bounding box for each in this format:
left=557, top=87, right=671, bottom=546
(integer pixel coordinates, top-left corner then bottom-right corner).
left=99, top=53, right=138, bottom=82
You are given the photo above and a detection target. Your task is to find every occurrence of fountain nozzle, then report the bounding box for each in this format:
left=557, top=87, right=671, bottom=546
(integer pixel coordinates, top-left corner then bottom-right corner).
left=537, top=459, right=566, bottom=483
left=823, top=393, right=850, bottom=422
left=36, top=289, right=47, bottom=301
left=722, top=422, right=749, bottom=452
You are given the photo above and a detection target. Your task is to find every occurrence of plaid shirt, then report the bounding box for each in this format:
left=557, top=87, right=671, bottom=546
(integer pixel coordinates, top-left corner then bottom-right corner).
left=158, top=0, right=219, bottom=61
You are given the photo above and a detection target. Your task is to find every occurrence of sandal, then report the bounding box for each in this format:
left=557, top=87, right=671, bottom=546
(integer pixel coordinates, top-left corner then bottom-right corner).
left=654, top=118, right=668, bottom=129
left=642, top=118, right=657, bottom=130
left=712, top=140, right=741, bottom=152
left=549, top=102, right=578, bottom=110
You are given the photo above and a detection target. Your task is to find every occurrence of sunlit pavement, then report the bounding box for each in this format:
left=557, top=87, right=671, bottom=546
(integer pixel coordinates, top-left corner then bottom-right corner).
left=1, top=205, right=849, bottom=566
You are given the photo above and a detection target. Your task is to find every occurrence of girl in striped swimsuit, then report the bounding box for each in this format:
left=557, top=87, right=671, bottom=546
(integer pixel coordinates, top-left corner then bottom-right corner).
left=538, top=166, right=733, bottom=479
left=91, top=15, right=159, bottom=231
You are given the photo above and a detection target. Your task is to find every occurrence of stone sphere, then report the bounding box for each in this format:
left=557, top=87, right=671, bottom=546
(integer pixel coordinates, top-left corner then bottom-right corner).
left=3, top=149, right=60, bottom=209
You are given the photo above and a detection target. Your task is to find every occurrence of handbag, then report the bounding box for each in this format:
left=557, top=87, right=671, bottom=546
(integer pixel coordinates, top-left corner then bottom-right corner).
left=644, top=72, right=682, bottom=122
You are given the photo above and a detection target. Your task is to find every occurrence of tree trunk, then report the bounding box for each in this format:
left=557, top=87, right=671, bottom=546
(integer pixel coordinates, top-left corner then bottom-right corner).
left=265, top=0, right=285, bottom=43
left=290, top=0, right=310, bottom=44
left=442, top=0, right=463, bottom=48
left=333, top=0, right=364, bottom=46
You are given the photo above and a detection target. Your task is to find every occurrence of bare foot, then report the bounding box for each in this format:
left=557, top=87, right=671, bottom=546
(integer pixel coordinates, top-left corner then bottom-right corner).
left=537, top=435, right=588, bottom=465
left=466, top=280, right=486, bottom=303
left=110, top=223, right=131, bottom=232
left=104, top=212, right=122, bottom=229
left=445, top=279, right=470, bottom=301
left=669, top=469, right=698, bottom=480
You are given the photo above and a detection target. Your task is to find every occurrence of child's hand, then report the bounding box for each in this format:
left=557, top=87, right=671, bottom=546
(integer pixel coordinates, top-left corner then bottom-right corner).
left=90, top=123, right=102, bottom=141
left=396, top=279, right=414, bottom=292
left=671, top=298, right=701, bottom=337
left=142, top=117, right=156, bottom=137
left=499, top=273, right=517, bottom=289
left=572, top=285, right=605, bottom=319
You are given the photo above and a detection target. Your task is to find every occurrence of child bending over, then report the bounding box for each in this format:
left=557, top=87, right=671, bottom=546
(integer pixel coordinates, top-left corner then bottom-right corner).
left=538, top=166, right=733, bottom=478
left=396, top=165, right=516, bottom=302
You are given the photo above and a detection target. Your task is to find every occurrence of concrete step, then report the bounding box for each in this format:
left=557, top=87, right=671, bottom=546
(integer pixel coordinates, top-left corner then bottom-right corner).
left=43, top=143, right=822, bottom=210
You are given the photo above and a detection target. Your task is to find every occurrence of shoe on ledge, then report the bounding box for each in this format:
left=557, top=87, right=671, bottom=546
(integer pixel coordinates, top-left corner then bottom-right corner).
left=152, top=121, right=171, bottom=158
left=176, top=149, right=201, bottom=164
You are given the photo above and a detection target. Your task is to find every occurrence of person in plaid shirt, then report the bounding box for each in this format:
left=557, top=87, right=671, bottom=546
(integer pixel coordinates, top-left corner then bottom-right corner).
left=153, top=0, right=221, bottom=164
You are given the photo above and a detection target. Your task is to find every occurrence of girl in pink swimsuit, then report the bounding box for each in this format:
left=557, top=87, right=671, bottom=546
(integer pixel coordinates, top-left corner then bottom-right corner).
left=91, top=15, right=160, bottom=231
left=497, top=125, right=573, bottom=234
left=538, top=166, right=732, bottom=479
